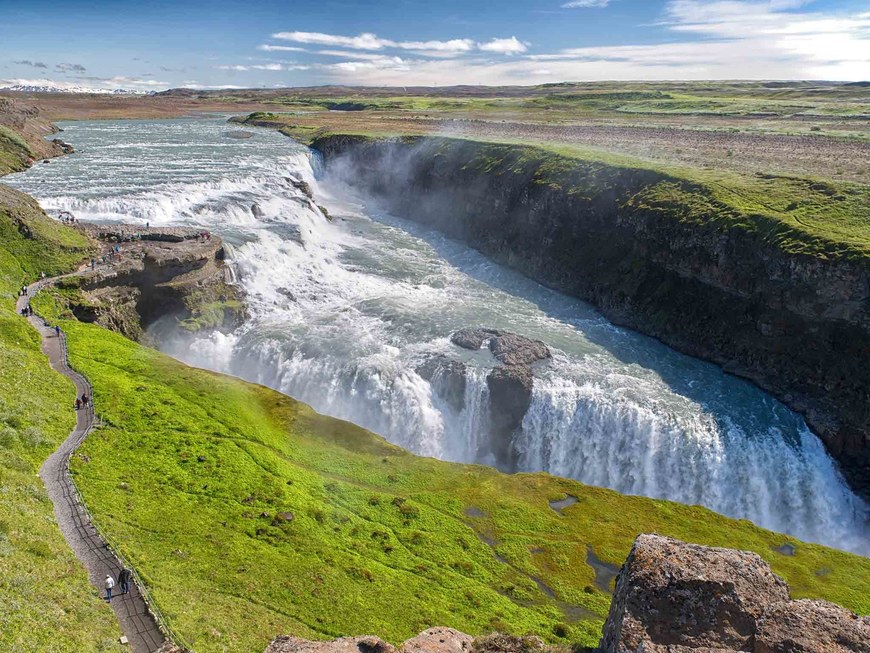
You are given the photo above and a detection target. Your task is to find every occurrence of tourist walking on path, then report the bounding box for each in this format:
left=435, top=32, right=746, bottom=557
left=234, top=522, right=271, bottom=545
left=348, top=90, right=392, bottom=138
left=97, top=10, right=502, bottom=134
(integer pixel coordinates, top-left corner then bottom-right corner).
left=16, top=275, right=168, bottom=651
left=118, top=567, right=132, bottom=595
left=75, top=398, right=81, bottom=411
left=55, top=325, right=61, bottom=337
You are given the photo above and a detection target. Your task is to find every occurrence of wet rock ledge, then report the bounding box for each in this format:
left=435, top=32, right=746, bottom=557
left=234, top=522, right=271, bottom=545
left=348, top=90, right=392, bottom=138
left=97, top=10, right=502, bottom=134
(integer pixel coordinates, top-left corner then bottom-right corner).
left=263, top=535, right=869, bottom=653
left=417, top=327, right=551, bottom=471
left=61, top=223, right=244, bottom=341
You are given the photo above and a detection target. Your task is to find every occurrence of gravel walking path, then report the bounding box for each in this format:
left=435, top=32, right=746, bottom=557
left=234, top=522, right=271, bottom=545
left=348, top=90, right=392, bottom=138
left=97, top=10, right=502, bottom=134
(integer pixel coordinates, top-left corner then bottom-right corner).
left=16, top=277, right=168, bottom=653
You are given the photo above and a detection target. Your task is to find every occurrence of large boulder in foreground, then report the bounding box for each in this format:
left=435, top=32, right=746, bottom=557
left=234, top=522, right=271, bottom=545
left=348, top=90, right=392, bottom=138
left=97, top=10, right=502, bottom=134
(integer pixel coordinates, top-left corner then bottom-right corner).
left=600, top=534, right=870, bottom=653
left=600, top=534, right=789, bottom=653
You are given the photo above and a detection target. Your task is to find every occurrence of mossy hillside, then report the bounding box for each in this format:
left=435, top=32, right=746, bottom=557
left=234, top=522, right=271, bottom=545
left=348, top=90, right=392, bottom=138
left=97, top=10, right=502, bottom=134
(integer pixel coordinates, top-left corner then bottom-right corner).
left=0, top=189, right=120, bottom=651
left=33, top=291, right=870, bottom=653
left=312, top=134, right=870, bottom=262
left=0, top=125, right=33, bottom=175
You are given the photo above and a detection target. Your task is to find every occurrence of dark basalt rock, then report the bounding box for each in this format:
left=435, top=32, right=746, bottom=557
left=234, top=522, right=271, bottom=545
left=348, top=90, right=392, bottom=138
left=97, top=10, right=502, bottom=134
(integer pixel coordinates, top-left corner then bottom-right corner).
left=485, top=366, right=533, bottom=470
left=447, top=328, right=549, bottom=469
left=417, top=355, right=467, bottom=413
left=286, top=176, right=315, bottom=200
left=450, top=328, right=550, bottom=366
left=50, top=138, right=74, bottom=154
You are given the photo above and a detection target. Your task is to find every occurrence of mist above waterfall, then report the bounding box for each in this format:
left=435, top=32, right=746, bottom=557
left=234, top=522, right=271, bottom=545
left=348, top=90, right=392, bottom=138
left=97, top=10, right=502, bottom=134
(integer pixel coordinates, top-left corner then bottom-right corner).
left=8, top=116, right=867, bottom=556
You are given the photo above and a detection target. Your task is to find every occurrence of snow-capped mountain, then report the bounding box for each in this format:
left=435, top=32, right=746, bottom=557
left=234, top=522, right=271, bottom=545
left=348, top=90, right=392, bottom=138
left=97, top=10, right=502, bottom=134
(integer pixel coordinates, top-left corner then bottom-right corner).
left=0, top=84, right=148, bottom=95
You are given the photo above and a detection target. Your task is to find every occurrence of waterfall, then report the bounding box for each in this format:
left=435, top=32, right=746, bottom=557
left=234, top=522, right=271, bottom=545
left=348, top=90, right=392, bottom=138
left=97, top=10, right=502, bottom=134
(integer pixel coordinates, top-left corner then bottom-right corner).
left=8, top=116, right=867, bottom=556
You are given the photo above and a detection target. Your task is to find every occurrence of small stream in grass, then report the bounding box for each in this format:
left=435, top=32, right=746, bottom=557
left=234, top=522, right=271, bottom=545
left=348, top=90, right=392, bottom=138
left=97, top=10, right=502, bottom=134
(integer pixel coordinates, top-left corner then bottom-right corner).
left=7, top=116, right=868, bottom=556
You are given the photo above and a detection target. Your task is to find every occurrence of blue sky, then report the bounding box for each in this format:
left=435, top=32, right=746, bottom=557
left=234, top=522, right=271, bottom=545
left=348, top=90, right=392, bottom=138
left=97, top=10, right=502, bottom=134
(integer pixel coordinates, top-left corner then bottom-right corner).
left=1, top=0, right=867, bottom=90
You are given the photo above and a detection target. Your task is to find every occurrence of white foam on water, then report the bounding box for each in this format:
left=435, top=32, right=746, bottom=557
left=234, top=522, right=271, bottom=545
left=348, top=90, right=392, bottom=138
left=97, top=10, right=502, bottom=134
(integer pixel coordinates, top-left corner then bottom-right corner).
left=8, top=117, right=867, bottom=556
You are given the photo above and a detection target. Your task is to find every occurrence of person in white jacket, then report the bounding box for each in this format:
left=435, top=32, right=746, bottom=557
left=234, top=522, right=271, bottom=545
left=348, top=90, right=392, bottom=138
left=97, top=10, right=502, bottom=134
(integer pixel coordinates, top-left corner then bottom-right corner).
left=105, top=574, right=115, bottom=601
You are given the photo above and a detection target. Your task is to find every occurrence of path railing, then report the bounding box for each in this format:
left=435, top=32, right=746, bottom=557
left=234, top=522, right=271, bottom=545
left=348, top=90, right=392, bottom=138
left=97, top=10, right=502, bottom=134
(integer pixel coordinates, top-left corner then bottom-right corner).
left=29, top=276, right=194, bottom=653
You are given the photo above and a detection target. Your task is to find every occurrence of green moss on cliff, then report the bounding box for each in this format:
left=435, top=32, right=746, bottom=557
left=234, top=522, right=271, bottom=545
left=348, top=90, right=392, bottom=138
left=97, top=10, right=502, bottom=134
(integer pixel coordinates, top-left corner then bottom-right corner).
left=0, top=125, right=32, bottom=175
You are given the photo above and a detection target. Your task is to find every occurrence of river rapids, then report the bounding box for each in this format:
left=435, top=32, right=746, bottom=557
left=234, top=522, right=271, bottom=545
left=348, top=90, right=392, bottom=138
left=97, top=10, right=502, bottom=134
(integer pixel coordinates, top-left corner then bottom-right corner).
left=8, top=117, right=867, bottom=555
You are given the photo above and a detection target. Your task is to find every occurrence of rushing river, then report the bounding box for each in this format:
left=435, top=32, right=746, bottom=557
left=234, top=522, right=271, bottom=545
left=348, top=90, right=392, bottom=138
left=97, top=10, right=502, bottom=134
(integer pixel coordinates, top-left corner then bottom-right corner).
left=8, top=117, right=868, bottom=555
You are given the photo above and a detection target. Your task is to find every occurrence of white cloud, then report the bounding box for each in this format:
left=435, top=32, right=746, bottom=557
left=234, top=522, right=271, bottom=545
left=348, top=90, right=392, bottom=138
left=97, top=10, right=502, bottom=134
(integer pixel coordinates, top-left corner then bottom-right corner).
left=273, top=31, right=394, bottom=50
left=106, top=76, right=169, bottom=87
left=229, top=2, right=869, bottom=85
left=562, top=0, right=611, bottom=7
left=273, top=31, right=495, bottom=55
left=217, top=63, right=310, bottom=72
left=397, top=39, right=475, bottom=53
left=478, top=37, right=529, bottom=54
left=257, top=44, right=307, bottom=52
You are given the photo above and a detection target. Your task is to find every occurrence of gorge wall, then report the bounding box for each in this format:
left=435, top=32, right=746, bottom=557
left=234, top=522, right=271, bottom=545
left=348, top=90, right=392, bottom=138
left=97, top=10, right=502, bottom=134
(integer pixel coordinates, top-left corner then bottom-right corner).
left=312, top=135, right=870, bottom=498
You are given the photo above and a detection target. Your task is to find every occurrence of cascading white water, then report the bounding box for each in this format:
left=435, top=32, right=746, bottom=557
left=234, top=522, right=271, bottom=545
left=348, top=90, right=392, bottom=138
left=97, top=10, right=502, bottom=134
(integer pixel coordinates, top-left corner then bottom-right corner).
left=8, top=116, right=867, bottom=555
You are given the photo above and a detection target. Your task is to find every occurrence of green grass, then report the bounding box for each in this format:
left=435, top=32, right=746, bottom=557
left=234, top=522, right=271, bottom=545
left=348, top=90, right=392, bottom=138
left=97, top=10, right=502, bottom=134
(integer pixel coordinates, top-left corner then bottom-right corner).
left=0, top=185, right=121, bottom=651
left=310, top=133, right=870, bottom=262
left=30, top=289, right=870, bottom=653
left=0, top=125, right=33, bottom=175
left=528, top=144, right=870, bottom=260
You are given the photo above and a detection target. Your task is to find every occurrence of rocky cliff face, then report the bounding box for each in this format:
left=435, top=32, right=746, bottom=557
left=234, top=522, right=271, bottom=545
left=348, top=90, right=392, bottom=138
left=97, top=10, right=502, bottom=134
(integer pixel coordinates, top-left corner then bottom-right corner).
left=311, top=135, right=870, bottom=499
left=64, top=224, right=244, bottom=341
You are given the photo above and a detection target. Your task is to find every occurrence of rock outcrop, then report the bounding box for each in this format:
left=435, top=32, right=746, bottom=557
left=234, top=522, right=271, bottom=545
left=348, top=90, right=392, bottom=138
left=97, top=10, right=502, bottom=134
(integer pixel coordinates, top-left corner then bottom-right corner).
left=754, top=599, right=870, bottom=653
left=449, top=328, right=550, bottom=470
left=66, top=224, right=244, bottom=341
left=416, top=354, right=468, bottom=413
left=312, top=135, right=870, bottom=499
left=450, top=328, right=550, bottom=367
left=600, top=534, right=870, bottom=653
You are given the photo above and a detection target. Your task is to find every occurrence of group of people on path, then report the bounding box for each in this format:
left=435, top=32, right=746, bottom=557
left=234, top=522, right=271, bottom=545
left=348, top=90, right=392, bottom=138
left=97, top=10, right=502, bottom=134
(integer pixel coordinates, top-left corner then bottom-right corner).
left=104, top=567, right=133, bottom=601
left=74, top=393, right=90, bottom=411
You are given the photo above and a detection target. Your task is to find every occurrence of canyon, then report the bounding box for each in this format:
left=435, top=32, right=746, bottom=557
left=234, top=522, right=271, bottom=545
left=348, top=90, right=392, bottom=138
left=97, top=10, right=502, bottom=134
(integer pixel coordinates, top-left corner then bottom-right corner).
left=311, top=134, right=870, bottom=500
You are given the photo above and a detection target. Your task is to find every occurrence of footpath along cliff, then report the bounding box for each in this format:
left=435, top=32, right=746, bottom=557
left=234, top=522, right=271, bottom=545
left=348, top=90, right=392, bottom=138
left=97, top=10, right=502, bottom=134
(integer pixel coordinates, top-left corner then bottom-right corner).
left=310, top=134, right=870, bottom=499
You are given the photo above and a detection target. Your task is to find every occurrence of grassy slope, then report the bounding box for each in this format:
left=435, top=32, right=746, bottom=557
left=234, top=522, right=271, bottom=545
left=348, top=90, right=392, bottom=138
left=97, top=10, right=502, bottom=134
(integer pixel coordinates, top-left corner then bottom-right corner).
left=32, top=291, right=870, bottom=653
left=0, top=185, right=121, bottom=651
left=300, top=129, right=869, bottom=262
left=0, top=125, right=32, bottom=175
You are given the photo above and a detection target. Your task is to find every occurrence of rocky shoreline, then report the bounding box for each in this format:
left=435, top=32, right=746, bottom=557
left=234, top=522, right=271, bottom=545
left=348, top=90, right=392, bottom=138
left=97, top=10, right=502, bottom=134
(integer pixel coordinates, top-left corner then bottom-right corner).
left=310, top=134, right=870, bottom=499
